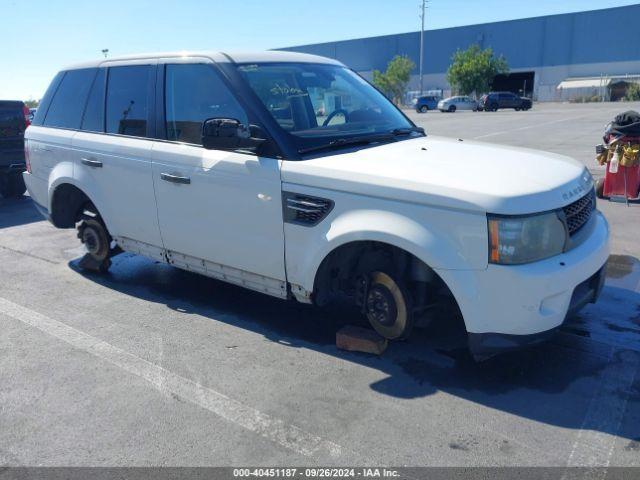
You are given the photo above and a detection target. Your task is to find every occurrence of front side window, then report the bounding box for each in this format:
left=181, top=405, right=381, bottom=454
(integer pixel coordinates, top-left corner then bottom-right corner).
left=43, top=68, right=96, bottom=129
left=236, top=63, right=414, bottom=152
left=106, top=65, right=152, bottom=137
left=165, top=63, right=248, bottom=145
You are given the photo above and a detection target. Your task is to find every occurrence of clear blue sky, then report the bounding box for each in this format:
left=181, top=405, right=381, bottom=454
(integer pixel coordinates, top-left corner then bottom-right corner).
left=2, top=0, right=638, bottom=100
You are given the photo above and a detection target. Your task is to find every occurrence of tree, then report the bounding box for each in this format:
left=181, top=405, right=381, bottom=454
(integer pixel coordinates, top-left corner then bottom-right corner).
left=24, top=99, right=39, bottom=108
left=446, top=44, right=508, bottom=96
left=372, top=55, right=415, bottom=104
left=625, top=82, right=640, bottom=101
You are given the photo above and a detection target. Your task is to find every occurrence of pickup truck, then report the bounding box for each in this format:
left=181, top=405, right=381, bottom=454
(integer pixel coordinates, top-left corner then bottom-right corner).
left=0, top=100, right=29, bottom=197
left=23, top=51, right=609, bottom=358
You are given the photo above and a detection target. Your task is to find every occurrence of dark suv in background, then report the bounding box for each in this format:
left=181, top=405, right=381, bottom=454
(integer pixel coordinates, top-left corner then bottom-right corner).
left=0, top=100, right=29, bottom=198
left=479, top=92, right=532, bottom=112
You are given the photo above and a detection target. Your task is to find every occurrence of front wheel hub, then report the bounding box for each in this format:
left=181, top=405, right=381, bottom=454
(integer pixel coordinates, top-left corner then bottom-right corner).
left=366, top=284, right=398, bottom=327
left=81, top=227, right=101, bottom=255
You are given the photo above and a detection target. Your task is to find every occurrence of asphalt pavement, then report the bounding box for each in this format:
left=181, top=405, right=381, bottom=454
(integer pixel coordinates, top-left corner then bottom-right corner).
left=1, top=102, right=639, bottom=468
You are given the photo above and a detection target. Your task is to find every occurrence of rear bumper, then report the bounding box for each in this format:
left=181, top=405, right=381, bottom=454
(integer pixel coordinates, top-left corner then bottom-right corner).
left=23, top=171, right=49, bottom=218
left=0, top=148, right=26, bottom=171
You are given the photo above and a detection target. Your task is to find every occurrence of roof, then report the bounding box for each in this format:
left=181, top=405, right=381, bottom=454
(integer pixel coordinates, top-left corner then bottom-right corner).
left=557, top=76, right=640, bottom=90
left=63, top=50, right=344, bottom=71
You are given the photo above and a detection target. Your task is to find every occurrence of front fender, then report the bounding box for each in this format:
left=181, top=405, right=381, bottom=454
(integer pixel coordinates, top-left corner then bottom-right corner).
left=285, top=204, right=488, bottom=293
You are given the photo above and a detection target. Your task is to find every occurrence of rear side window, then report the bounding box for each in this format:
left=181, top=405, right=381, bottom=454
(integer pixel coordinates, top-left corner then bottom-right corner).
left=43, top=68, right=97, bottom=129
left=81, top=68, right=106, bottom=132
left=32, top=72, right=63, bottom=126
left=164, top=63, right=248, bottom=145
left=106, top=65, right=153, bottom=137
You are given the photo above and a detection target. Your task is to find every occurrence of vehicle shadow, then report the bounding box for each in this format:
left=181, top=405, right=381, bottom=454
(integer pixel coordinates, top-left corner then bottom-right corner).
left=68, top=252, right=640, bottom=441
left=0, top=195, right=44, bottom=229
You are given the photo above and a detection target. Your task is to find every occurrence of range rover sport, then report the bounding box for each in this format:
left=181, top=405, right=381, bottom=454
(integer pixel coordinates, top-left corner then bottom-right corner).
left=24, top=51, right=609, bottom=358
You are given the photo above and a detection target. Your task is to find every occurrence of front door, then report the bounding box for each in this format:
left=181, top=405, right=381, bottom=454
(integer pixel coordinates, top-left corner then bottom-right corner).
left=151, top=62, right=286, bottom=290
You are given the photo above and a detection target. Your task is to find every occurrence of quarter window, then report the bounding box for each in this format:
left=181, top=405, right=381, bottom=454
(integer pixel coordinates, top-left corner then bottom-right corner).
left=32, top=72, right=63, bottom=127
left=106, top=65, right=152, bottom=137
left=43, top=68, right=96, bottom=129
left=164, top=63, right=248, bottom=145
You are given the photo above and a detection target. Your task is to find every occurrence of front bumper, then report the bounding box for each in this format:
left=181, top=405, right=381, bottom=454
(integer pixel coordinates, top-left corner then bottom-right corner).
left=436, top=211, right=610, bottom=353
left=468, top=265, right=606, bottom=358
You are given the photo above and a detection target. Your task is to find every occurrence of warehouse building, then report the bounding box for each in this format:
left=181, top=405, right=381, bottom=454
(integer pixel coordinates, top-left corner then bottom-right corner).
left=280, top=4, right=640, bottom=102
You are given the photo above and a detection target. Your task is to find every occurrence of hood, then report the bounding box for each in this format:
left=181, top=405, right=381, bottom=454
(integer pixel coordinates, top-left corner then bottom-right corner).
left=281, top=136, right=592, bottom=215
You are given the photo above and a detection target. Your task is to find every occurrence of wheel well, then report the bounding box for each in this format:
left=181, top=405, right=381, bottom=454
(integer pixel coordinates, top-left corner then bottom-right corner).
left=312, top=241, right=460, bottom=319
left=50, top=184, right=96, bottom=228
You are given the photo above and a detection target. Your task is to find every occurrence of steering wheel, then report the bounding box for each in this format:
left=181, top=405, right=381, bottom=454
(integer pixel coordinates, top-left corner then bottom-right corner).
left=322, top=109, right=350, bottom=127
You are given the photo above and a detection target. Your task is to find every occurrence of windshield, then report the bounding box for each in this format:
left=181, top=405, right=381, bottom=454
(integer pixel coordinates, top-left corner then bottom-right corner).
left=236, top=62, right=416, bottom=152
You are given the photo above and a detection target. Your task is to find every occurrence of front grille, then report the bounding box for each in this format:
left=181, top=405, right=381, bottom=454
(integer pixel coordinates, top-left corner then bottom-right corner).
left=563, top=188, right=596, bottom=236
left=282, top=192, right=334, bottom=227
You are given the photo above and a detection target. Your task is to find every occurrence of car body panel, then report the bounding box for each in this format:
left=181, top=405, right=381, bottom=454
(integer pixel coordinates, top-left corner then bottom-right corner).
left=283, top=136, right=589, bottom=215
left=23, top=51, right=607, bottom=346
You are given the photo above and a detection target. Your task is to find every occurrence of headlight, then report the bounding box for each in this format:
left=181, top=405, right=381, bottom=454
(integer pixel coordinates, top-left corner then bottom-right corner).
left=488, top=212, right=566, bottom=265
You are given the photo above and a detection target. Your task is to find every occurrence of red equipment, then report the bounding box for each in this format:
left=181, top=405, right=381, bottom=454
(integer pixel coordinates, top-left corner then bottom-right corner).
left=597, top=134, right=640, bottom=202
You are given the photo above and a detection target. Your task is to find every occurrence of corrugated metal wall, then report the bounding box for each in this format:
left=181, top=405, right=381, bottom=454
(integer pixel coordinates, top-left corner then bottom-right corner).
left=279, top=5, right=640, bottom=75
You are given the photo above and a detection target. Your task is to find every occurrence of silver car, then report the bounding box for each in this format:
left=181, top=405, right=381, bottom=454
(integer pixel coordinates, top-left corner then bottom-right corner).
left=437, top=96, right=478, bottom=112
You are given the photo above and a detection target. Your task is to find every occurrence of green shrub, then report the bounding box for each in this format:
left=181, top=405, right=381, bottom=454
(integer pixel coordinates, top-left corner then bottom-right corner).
left=625, top=83, right=640, bottom=101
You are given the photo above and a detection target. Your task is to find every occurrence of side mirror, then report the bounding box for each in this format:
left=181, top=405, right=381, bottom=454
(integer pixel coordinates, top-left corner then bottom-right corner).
left=202, top=118, right=266, bottom=152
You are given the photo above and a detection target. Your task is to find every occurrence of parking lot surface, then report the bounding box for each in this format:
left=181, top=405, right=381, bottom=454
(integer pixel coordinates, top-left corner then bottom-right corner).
left=1, top=102, right=640, bottom=467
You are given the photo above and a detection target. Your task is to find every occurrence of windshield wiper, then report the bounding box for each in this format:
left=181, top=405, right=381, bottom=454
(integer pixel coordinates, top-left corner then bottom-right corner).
left=298, top=132, right=397, bottom=154
left=391, top=126, right=425, bottom=136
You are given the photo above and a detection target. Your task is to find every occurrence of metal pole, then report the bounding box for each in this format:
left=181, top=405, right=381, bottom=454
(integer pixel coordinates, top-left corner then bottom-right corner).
left=419, top=0, right=426, bottom=96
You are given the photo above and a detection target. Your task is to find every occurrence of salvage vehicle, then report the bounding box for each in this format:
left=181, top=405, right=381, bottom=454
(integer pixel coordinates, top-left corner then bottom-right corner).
left=479, top=92, right=532, bottom=111
left=437, top=96, right=478, bottom=112
left=0, top=100, right=29, bottom=198
left=24, top=51, right=609, bottom=358
left=415, top=95, right=440, bottom=113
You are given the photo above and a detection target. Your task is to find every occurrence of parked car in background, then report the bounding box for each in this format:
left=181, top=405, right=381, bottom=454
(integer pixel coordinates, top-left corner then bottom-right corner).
left=25, top=51, right=608, bottom=359
left=0, top=100, right=29, bottom=198
left=415, top=95, right=440, bottom=113
left=479, top=92, right=532, bottom=111
left=28, top=108, right=37, bottom=122
left=437, top=96, right=478, bottom=112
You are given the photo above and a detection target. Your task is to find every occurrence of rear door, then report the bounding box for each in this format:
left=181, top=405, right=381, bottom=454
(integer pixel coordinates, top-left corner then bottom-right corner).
left=72, top=62, right=163, bottom=248
left=0, top=101, right=26, bottom=169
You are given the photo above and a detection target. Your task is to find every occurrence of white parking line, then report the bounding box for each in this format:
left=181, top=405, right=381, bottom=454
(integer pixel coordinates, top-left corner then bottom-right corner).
left=562, top=349, right=639, bottom=479
left=0, top=297, right=342, bottom=459
left=472, top=114, right=591, bottom=139
left=472, top=106, right=626, bottom=140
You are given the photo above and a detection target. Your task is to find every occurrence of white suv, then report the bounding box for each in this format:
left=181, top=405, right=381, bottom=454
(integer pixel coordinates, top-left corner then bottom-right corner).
left=24, top=51, right=609, bottom=359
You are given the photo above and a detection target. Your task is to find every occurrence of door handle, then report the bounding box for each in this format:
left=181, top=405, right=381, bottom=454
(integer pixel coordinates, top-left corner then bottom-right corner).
left=160, top=172, right=191, bottom=185
left=81, top=158, right=103, bottom=168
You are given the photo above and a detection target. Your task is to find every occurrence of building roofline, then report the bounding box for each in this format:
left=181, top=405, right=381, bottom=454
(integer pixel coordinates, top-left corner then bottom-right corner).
left=277, top=4, right=640, bottom=50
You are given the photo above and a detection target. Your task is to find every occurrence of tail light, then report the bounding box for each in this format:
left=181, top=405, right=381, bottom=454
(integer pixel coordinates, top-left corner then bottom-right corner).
left=24, top=140, right=31, bottom=174
left=23, top=105, right=31, bottom=128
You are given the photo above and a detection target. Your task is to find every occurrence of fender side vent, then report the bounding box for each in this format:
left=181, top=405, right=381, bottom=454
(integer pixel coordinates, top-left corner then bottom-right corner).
left=282, top=192, right=334, bottom=227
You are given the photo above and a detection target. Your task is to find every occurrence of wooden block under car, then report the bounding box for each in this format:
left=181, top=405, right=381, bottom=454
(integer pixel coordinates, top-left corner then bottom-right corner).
left=336, top=325, right=388, bottom=355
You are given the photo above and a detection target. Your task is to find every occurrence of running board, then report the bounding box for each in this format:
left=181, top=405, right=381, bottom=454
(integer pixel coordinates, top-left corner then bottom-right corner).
left=114, top=236, right=288, bottom=299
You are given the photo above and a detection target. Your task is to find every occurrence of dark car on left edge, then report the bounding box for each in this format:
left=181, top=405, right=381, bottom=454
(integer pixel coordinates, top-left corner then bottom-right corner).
left=0, top=100, right=29, bottom=198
